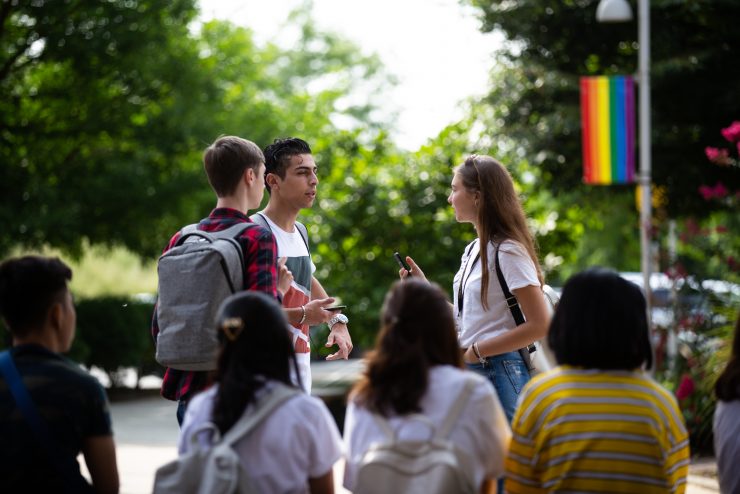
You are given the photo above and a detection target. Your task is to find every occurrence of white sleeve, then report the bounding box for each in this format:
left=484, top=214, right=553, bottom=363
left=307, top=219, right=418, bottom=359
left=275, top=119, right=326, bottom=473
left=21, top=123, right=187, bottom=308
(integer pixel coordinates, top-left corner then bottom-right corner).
left=498, top=240, right=539, bottom=292
left=295, top=397, right=344, bottom=479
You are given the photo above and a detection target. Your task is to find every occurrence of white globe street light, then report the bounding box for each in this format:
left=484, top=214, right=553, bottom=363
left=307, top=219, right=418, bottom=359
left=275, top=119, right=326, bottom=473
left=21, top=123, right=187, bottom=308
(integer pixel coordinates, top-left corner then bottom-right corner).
left=596, top=0, right=634, bottom=23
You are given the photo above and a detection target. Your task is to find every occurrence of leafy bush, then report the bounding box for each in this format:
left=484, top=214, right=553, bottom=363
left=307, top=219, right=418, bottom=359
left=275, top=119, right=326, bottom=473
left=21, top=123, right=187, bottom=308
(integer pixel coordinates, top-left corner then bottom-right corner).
left=72, top=296, right=158, bottom=388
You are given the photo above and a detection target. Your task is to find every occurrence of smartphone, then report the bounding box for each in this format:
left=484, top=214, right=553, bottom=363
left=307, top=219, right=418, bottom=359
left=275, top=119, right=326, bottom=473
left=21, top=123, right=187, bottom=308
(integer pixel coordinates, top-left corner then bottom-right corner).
left=393, top=252, right=412, bottom=276
left=324, top=305, right=347, bottom=312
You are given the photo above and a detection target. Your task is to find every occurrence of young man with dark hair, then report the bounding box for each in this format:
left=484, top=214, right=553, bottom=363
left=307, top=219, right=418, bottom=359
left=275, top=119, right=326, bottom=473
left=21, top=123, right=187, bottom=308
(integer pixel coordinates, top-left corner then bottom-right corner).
left=152, top=135, right=276, bottom=425
left=252, top=137, right=353, bottom=393
left=153, top=135, right=334, bottom=425
left=0, top=255, right=119, bottom=493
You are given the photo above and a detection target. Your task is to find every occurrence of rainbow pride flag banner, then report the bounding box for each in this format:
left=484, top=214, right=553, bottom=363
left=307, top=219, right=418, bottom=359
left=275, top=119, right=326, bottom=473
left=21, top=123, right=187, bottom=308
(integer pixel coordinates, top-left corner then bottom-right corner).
left=580, top=75, right=635, bottom=185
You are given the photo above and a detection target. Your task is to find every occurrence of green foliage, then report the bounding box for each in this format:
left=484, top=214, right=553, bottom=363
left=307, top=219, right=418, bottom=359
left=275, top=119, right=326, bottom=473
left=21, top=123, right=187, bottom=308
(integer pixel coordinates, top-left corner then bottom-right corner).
left=71, top=296, right=157, bottom=388
left=467, top=0, right=740, bottom=217
left=1, top=2, right=394, bottom=260
left=1, top=0, right=211, bottom=257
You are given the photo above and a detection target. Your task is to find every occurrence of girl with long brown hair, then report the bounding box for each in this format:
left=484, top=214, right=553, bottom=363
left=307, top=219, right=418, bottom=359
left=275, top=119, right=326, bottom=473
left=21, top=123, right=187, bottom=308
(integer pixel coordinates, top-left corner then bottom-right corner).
left=401, top=155, right=550, bottom=422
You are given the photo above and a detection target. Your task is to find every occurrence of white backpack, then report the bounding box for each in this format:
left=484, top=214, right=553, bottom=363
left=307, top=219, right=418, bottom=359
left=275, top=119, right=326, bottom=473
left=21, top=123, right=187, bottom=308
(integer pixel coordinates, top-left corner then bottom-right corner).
left=354, top=378, right=478, bottom=494
left=153, top=383, right=300, bottom=494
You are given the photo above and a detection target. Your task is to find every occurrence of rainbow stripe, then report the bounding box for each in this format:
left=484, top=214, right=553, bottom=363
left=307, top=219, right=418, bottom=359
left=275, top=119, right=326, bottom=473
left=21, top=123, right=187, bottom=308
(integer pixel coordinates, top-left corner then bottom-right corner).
left=580, top=75, right=635, bottom=184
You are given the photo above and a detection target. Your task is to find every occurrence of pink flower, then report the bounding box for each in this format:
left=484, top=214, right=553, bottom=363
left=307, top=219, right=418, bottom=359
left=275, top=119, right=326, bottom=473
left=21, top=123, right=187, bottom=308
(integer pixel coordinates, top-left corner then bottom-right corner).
left=716, top=225, right=728, bottom=233
left=705, top=146, right=730, bottom=163
left=721, top=121, right=740, bottom=143
left=699, top=185, right=714, bottom=200
left=676, top=374, right=695, bottom=401
left=714, top=182, right=729, bottom=197
left=699, top=182, right=729, bottom=200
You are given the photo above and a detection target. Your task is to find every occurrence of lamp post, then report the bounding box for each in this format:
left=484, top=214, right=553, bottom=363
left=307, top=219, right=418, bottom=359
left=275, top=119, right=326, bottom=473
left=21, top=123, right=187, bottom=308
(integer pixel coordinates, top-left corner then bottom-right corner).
left=597, top=0, right=652, bottom=328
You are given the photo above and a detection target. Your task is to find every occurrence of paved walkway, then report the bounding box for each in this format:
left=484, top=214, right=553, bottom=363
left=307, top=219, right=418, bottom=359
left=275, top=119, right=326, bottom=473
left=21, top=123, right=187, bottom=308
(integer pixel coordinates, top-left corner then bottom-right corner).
left=100, top=395, right=719, bottom=494
left=83, top=361, right=720, bottom=493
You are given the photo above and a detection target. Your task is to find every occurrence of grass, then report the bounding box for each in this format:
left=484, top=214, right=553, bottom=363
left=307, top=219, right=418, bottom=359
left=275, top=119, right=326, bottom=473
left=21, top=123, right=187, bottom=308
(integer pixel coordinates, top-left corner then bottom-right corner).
left=7, top=244, right=158, bottom=299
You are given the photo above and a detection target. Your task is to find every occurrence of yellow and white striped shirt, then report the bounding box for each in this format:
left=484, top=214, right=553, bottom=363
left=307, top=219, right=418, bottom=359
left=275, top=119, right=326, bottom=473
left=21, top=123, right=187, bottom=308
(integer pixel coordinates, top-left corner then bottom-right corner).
left=505, top=365, right=689, bottom=493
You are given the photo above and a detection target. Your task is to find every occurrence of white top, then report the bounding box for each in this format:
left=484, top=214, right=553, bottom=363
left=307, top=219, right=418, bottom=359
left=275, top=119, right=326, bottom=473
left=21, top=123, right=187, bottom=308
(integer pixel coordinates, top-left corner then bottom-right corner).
left=714, top=399, right=740, bottom=494
left=180, top=382, right=343, bottom=494
left=342, top=365, right=511, bottom=491
left=452, top=239, right=540, bottom=348
left=253, top=213, right=316, bottom=393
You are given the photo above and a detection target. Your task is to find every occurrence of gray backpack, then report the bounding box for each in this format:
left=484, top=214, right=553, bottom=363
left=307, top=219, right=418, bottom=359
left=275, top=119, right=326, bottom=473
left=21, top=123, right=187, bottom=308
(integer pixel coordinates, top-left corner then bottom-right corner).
left=155, top=222, right=254, bottom=371
left=354, top=378, right=478, bottom=494
left=153, top=383, right=300, bottom=494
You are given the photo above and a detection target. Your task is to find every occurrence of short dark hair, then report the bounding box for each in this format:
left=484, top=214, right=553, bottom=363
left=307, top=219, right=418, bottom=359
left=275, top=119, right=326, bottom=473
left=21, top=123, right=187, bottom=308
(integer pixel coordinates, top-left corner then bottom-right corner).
left=0, top=256, right=72, bottom=337
left=203, top=136, right=265, bottom=197
left=715, top=312, right=740, bottom=401
left=211, top=291, right=300, bottom=435
left=352, top=279, right=462, bottom=416
left=262, top=137, right=312, bottom=193
left=548, top=267, right=653, bottom=370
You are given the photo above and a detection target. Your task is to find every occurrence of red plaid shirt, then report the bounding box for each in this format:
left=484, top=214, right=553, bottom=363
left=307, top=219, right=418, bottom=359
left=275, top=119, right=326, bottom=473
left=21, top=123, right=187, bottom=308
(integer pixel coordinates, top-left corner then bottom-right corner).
left=151, top=208, right=279, bottom=401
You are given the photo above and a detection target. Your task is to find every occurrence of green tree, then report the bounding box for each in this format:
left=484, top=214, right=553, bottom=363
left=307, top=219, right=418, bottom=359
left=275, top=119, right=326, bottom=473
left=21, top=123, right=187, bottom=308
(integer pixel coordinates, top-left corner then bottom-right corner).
left=468, top=0, right=740, bottom=216
left=0, top=0, right=216, bottom=256
left=1, top=2, right=394, bottom=260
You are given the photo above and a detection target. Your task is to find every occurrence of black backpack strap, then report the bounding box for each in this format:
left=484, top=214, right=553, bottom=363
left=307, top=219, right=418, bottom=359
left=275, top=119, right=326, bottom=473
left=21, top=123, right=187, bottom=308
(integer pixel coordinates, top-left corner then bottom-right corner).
left=494, top=243, right=537, bottom=365
left=494, top=243, right=525, bottom=326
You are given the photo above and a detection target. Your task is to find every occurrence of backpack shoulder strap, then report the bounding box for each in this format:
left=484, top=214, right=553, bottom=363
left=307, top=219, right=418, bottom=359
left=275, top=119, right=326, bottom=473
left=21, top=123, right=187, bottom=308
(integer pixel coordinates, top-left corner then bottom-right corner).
left=220, top=383, right=301, bottom=447
left=494, top=242, right=525, bottom=326
left=436, top=377, right=477, bottom=440
left=252, top=213, right=310, bottom=253
left=369, top=410, right=398, bottom=442
left=250, top=212, right=270, bottom=232
left=295, top=221, right=310, bottom=253
left=209, top=222, right=253, bottom=240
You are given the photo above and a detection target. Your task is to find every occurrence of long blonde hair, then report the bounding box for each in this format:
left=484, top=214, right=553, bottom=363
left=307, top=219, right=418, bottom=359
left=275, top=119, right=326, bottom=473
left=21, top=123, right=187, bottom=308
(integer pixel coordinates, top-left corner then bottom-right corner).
left=456, top=155, right=543, bottom=309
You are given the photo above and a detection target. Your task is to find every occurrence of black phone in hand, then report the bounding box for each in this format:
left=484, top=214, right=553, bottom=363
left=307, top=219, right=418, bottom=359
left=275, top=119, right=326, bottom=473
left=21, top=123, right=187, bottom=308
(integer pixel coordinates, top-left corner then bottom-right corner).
left=393, top=252, right=412, bottom=276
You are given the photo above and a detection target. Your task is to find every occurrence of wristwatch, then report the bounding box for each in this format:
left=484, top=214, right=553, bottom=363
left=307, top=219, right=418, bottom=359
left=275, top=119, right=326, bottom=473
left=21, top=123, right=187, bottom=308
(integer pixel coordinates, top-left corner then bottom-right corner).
left=328, top=313, right=348, bottom=329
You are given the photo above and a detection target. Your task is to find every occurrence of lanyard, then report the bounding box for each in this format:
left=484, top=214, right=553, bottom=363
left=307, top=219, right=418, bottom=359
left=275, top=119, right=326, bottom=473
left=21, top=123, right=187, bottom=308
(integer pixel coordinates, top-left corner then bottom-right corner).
left=457, top=242, right=481, bottom=315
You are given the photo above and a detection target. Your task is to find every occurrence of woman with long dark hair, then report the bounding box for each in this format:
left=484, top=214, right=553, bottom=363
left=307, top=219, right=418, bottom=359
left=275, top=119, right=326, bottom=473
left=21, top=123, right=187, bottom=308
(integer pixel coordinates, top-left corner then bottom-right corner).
left=178, top=291, right=342, bottom=493
left=401, top=155, right=550, bottom=421
left=714, top=312, right=740, bottom=494
left=343, top=279, right=510, bottom=493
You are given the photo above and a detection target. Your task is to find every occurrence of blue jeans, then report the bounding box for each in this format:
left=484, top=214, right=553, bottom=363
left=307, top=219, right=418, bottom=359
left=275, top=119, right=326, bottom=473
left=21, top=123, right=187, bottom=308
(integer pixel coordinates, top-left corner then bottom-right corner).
left=465, top=350, right=531, bottom=423
left=467, top=350, right=530, bottom=494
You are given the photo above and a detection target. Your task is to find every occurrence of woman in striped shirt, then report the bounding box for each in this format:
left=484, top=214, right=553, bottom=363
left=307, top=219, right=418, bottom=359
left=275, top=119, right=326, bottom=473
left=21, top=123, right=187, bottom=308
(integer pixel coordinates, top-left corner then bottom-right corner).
left=505, top=268, right=690, bottom=494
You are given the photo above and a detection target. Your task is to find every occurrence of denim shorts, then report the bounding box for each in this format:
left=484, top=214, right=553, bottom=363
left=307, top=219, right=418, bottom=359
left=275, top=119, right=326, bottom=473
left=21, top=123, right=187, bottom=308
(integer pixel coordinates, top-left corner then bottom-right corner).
left=465, top=350, right=531, bottom=422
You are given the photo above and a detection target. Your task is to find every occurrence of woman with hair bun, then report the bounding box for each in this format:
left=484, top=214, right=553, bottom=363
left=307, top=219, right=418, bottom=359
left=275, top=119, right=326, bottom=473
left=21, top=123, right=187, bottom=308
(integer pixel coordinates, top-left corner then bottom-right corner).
left=178, top=291, right=342, bottom=494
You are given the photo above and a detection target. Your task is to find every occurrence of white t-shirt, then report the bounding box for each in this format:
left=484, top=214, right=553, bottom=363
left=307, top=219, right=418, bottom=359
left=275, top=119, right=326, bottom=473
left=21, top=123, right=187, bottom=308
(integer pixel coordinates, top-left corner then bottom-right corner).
left=452, top=239, right=540, bottom=349
left=252, top=213, right=316, bottom=393
left=180, top=381, right=343, bottom=494
left=342, top=365, right=511, bottom=491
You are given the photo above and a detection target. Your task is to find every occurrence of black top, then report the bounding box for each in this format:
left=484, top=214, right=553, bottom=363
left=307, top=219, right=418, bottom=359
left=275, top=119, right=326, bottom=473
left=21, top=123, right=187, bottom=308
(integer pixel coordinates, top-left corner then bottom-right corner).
left=0, top=344, right=112, bottom=492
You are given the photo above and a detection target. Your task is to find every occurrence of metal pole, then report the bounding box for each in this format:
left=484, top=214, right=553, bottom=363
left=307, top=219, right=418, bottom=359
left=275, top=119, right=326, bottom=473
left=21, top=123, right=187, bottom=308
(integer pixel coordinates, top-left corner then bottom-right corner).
left=638, top=0, right=653, bottom=328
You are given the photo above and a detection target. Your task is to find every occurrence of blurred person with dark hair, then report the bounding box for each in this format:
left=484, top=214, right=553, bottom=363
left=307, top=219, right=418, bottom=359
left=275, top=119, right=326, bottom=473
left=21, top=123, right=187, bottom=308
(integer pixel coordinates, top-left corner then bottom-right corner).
left=0, top=255, right=119, bottom=493
left=343, top=279, right=510, bottom=493
left=714, top=311, right=740, bottom=494
left=179, top=291, right=342, bottom=493
left=504, top=267, right=689, bottom=494
left=252, top=137, right=351, bottom=393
